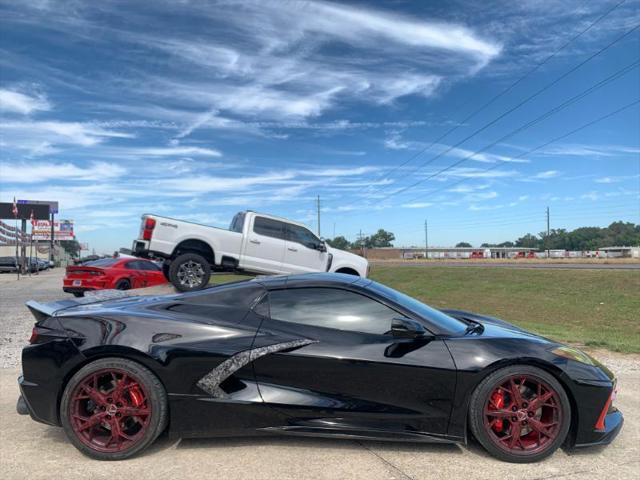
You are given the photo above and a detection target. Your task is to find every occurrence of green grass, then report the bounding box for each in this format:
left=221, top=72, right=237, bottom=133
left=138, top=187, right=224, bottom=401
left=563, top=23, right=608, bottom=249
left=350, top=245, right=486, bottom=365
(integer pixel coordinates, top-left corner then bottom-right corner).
left=208, top=267, right=640, bottom=353
left=370, top=266, right=640, bottom=354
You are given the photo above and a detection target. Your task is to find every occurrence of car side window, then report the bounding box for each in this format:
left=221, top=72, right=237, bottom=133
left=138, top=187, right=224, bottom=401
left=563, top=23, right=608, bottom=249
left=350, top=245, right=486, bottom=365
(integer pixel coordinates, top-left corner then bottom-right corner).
left=286, top=224, right=320, bottom=249
left=253, top=216, right=286, bottom=240
left=139, top=261, right=160, bottom=271
left=125, top=260, right=147, bottom=270
left=269, top=288, right=398, bottom=335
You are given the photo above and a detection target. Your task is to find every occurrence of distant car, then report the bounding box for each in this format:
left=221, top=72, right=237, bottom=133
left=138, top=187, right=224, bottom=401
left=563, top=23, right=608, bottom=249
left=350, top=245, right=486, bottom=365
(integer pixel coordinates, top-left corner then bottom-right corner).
left=36, top=258, right=49, bottom=270
left=19, top=273, right=621, bottom=462
left=0, top=256, right=18, bottom=273
left=63, top=258, right=168, bottom=297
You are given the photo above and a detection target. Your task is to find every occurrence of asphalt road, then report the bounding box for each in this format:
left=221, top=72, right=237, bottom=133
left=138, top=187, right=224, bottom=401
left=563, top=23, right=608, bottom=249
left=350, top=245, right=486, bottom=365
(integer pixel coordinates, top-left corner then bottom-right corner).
left=372, top=261, right=640, bottom=270
left=1, top=270, right=639, bottom=479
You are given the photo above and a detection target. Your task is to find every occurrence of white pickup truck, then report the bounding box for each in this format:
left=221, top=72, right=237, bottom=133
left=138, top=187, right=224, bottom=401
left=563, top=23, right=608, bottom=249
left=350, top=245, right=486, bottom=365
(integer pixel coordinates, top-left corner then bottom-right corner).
left=132, top=211, right=369, bottom=291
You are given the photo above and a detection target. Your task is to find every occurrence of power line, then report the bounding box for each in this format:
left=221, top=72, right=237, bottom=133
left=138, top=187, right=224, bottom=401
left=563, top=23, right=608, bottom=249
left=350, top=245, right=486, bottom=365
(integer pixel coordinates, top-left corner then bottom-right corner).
left=399, top=97, right=640, bottom=205
left=365, top=0, right=628, bottom=190
left=377, top=56, right=640, bottom=203
left=331, top=76, right=639, bottom=228
left=399, top=203, right=638, bottom=233
left=332, top=21, right=640, bottom=213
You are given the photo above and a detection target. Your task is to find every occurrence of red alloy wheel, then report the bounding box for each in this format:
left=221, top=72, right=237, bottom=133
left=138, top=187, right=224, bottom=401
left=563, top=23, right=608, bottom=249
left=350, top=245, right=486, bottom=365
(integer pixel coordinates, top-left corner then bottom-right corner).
left=68, top=368, right=151, bottom=453
left=483, top=374, right=562, bottom=455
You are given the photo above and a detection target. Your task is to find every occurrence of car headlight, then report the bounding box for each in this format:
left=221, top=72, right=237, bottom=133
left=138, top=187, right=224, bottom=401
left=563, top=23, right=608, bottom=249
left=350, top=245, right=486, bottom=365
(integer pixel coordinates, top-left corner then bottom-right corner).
left=551, top=346, right=597, bottom=366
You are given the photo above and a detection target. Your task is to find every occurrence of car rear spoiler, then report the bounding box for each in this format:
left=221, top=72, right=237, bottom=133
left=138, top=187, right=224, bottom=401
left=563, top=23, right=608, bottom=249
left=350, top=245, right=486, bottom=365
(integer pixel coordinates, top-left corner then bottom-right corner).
left=26, top=290, right=135, bottom=321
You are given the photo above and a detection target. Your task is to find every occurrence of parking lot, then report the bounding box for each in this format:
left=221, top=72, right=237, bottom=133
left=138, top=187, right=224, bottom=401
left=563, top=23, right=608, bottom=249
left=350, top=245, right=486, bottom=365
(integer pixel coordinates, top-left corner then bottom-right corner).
left=1, top=270, right=639, bottom=479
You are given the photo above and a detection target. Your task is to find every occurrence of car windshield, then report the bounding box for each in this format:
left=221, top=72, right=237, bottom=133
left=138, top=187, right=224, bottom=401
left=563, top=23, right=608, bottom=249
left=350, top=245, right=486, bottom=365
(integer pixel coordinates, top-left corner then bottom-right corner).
left=368, top=281, right=467, bottom=335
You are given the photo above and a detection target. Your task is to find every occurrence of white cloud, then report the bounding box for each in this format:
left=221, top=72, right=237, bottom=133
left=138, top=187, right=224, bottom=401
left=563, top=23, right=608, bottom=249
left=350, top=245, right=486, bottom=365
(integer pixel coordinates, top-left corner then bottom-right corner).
left=534, top=170, right=560, bottom=179
left=595, top=174, right=639, bottom=184
left=0, top=120, right=134, bottom=152
left=1, top=161, right=126, bottom=183
left=441, top=167, right=518, bottom=179
left=106, top=1, right=500, bottom=123
left=540, top=144, right=640, bottom=157
left=303, top=166, right=378, bottom=177
left=0, top=89, right=51, bottom=114
left=402, top=202, right=433, bottom=208
left=112, top=146, right=222, bottom=157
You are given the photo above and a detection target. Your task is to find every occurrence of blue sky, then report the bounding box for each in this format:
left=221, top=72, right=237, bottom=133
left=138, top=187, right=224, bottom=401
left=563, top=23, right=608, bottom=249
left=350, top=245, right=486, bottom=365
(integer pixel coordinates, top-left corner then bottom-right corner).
left=1, top=0, right=639, bottom=253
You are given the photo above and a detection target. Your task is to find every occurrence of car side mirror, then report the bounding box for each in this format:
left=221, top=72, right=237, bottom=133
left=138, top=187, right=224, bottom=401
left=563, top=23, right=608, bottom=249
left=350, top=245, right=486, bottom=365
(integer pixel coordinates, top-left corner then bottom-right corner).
left=391, top=317, right=428, bottom=339
left=317, top=242, right=327, bottom=252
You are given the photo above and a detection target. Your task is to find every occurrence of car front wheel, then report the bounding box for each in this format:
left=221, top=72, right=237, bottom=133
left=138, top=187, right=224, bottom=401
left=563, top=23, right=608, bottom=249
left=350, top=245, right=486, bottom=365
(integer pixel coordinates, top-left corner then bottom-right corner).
left=60, top=357, right=168, bottom=460
left=469, top=365, right=571, bottom=463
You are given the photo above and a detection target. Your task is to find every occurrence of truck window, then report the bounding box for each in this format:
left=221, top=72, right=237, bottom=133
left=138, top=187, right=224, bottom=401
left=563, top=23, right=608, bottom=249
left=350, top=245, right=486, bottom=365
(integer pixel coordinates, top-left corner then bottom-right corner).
left=286, top=224, right=320, bottom=249
left=230, top=212, right=246, bottom=233
left=253, top=216, right=286, bottom=240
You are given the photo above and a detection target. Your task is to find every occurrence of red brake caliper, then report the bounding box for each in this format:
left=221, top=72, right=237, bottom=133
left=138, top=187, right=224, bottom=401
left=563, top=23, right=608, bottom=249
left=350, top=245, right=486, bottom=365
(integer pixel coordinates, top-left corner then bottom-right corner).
left=129, top=385, right=144, bottom=407
left=491, top=391, right=505, bottom=432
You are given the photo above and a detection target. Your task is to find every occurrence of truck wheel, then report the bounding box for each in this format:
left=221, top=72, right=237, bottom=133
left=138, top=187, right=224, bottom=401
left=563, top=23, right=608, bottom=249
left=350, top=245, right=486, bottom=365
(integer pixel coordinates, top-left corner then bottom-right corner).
left=169, top=253, right=211, bottom=292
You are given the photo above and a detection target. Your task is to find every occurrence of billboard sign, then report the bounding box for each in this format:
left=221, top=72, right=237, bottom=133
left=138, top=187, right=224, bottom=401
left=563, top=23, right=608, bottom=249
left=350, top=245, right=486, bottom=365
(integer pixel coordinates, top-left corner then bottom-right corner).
left=18, top=199, right=59, bottom=214
left=0, top=202, right=50, bottom=220
left=32, top=219, right=74, bottom=241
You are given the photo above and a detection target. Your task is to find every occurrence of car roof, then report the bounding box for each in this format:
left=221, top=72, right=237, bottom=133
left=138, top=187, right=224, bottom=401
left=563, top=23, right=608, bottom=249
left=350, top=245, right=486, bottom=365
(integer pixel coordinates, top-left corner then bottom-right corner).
left=252, top=272, right=369, bottom=289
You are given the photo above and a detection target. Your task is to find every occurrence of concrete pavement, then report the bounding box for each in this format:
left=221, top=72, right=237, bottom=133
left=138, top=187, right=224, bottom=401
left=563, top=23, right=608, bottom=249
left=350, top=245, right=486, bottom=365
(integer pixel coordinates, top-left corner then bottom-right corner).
left=2, top=360, right=639, bottom=479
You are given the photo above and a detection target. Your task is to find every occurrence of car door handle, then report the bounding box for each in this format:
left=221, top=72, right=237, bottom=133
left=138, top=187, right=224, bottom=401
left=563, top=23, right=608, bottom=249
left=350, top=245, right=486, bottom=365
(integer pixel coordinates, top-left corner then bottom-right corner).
left=288, top=247, right=298, bottom=252
left=250, top=239, right=261, bottom=245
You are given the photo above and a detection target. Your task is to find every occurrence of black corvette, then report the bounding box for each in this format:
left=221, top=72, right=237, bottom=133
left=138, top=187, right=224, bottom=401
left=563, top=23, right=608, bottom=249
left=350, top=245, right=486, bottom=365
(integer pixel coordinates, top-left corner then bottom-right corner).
left=17, top=273, right=622, bottom=462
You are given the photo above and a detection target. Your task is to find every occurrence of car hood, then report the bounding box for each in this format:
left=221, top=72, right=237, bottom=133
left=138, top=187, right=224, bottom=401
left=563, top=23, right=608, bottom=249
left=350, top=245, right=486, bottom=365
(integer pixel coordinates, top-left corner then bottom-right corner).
left=441, top=308, right=559, bottom=344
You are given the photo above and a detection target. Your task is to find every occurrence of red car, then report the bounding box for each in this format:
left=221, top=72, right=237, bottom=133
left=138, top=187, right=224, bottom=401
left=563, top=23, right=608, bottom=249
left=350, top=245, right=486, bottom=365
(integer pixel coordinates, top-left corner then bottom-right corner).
left=63, top=258, right=167, bottom=297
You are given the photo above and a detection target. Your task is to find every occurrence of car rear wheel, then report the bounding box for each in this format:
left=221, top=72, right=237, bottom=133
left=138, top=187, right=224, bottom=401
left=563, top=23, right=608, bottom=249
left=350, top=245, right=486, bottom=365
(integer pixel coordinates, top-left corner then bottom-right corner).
left=60, top=358, right=167, bottom=460
left=169, top=252, right=211, bottom=292
left=115, top=279, right=131, bottom=290
left=469, top=365, right=571, bottom=463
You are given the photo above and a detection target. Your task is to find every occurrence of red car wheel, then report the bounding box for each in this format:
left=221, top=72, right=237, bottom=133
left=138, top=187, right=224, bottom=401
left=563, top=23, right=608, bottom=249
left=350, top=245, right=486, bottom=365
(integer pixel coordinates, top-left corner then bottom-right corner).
left=61, top=358, right=167, bottom=460
left=469, top=365, right=571, bottom=463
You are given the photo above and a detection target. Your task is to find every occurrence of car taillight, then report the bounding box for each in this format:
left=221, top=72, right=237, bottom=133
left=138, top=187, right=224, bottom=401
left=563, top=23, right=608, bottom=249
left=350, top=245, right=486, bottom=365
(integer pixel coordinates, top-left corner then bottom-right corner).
left=143, top=217, right=156, bottom=241
left=594, top=386, right=617, bottom=431
left=29, top=327, right=38, bottom=344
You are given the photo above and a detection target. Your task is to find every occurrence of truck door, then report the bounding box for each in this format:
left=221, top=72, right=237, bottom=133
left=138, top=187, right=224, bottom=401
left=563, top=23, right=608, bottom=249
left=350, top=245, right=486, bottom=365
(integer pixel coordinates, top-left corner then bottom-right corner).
left=242, top=216, right=287, bottom=274
left=282, top=223, right=329, bottom=274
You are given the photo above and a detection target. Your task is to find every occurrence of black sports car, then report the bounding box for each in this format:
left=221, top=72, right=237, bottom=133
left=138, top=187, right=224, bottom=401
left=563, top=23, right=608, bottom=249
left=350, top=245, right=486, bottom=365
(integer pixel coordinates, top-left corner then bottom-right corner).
left=17, top=273, right=622, bottom=462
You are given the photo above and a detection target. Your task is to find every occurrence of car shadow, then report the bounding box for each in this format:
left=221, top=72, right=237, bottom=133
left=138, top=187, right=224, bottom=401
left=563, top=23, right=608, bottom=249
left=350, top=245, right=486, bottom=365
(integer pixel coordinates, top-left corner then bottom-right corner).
left=175, top=435, right=465, bottom=455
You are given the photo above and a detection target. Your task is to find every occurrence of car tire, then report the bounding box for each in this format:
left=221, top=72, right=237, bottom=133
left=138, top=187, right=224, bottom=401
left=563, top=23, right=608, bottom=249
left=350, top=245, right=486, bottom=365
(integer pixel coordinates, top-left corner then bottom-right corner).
left=162, top=261, right=170, bottom=281
left=169, top=253, right=211, bottom=292
left=115, top=279, right=131, bottom=290
left=73, top=292, right=84, bottom=298
left=60, top=357, right=168, bottom=460
left=468, top=365, right=571, bottom=463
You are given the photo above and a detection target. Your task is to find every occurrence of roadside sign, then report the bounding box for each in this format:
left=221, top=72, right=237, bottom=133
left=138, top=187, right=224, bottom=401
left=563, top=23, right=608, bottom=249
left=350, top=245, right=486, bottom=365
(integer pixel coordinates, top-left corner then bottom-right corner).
left=17, top=200, right=59, bottom=214
left=32, top=219, right=75, bottom=240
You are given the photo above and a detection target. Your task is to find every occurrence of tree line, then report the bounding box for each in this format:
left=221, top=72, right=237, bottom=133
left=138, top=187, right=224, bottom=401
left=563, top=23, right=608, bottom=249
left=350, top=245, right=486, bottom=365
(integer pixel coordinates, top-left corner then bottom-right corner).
left=472, top=221, right=639, bottom=251
left=326, top=229, right=396, bottom=250
left=325, top=221, right=639, bottom=251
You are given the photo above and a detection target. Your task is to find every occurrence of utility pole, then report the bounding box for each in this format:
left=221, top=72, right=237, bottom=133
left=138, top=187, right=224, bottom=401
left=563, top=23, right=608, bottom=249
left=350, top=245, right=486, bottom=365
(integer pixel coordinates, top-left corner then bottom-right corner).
left=333, top=222, right=336, bottom=239
left=424, top=219, right=428, bottom=260
left=316, top=195, right=321, bottom=237
left=546, top=206, right=550, bottom=259
left=50, top=211, right=55, bottom=264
